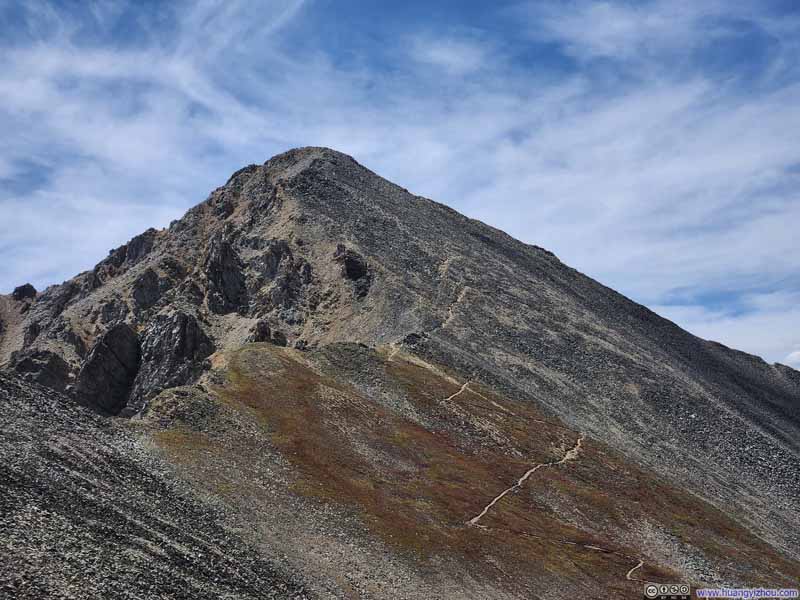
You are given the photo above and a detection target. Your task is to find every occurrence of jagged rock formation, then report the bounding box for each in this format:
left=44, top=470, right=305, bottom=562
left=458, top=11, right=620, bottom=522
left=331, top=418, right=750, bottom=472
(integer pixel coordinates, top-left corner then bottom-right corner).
left=11, top=283, right=37, bottom=302
left=204, top=230, right=248, bottom=314
left=126, top=311, right=214, bottom=415
left=10, top=348, right=70, bottom=391
left=1, top=147, right=798, bottom=599
left=74, top=323, right=140, bottom=413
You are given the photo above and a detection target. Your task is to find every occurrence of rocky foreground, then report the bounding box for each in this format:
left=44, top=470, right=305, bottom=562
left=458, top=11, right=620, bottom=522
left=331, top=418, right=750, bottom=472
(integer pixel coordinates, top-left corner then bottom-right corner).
left=1, top=147, right=798, bottom=598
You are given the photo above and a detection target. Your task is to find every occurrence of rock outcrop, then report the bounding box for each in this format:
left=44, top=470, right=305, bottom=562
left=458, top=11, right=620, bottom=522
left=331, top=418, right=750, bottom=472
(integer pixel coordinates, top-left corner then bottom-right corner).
left=204, top=232, right=247, bottom=314
left=131, top=268, right=161, bottom=312
left=74, top=323, right=140, bottom=414
left=11, top=283, right=37, bottom=301
left=126, top=311, right=213, bottom=414
left=334, top=245, right=371, bottom=298
left=245, top=319, right=287, bottom=346
left=10, top=348, right=71, bottom=391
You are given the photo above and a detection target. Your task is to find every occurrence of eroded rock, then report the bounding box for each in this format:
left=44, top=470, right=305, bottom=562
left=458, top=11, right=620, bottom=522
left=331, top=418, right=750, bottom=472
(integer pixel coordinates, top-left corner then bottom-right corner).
left=11, top=348, right=71, bottom=392
left=127, top=311, right=214, bottom=414
left=74, top=323, right=140, bottom=414
left=334, top=244, right=371, bottom=298
left=246, top=320, right=272, bottom=343
left=246, top=320, right=288, bottom=346
left=11, top=284, right=37, bottom=301
left=132, top=268, right=161, bottom=312
left=204, top=233, right=247, bottom=314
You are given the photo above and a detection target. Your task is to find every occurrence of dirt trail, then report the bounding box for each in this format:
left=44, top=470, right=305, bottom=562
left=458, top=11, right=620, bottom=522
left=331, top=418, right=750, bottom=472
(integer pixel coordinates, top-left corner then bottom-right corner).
left=468, top=433, right=585, bottom=526
left=445, top=380, right=472, bottom=402
left=626, top=559, right=645, bottom=581
left=386, top=344, right=401, bottom=362
left=461, top=384, right=518, bottom=417
left=440, top=287, right=469, bottom=331
left=404, top=367, right=652, bottom=588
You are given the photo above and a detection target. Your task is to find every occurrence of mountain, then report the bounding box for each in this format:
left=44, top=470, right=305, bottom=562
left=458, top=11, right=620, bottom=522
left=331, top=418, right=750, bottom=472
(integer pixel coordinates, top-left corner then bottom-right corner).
left=1, top=147, right=798, bottom=599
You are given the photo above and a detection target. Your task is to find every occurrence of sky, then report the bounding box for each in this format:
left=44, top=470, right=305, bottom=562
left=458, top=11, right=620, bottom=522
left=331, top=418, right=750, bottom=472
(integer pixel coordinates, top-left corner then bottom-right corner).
left=0, top=0, right=799, bottom=368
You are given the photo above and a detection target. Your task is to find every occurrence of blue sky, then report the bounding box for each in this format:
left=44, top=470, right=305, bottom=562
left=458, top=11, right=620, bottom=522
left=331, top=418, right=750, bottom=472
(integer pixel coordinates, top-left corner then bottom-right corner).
left=1, top=0, right=799, bottom=367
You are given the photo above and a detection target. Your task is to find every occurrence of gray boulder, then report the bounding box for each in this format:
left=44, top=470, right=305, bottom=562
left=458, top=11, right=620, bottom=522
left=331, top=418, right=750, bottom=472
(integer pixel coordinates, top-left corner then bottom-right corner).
left=11, top=284, right=37, bottom=301
left=11, top=348, right=71, bottom=392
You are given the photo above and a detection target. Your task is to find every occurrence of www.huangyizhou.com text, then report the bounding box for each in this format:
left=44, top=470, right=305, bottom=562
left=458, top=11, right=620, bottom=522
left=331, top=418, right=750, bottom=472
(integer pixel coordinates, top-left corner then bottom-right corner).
left=695, top=588, right=799, bottom=599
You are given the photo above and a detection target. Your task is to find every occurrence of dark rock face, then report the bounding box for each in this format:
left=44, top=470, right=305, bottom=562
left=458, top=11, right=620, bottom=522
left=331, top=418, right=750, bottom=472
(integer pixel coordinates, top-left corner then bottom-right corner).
left=96, top=297, right=129, bottom=325
left=105, top=228, right=158, bottom=270
left=74, top=324, right=141, bottom=414
left=52, top=317, right=87, bottom=358
left=246, top=320, right=271, bottom=342
left=22, top=321, right=40, bottom=346
left=204, top=232, right=247, bottom=314
left=132, top=268, right=161, bottom=312
left=246, top=321, right=288, bottom=346
left=10, top=349, right=71, bottom=392
left=36, top=281, right=78, bottom=318
left=334, top=245, right=371, bottom=298
left=11, top=284, right=37, bottom=301
left=250, top=242, right=313, bottom=311
left=88, top=229, right=160, bottom=292
left=127, top=312, right=214, bottom=413
left=401, top=332, right=424, bottom=346
left=271, top=330, right=288, bottom=347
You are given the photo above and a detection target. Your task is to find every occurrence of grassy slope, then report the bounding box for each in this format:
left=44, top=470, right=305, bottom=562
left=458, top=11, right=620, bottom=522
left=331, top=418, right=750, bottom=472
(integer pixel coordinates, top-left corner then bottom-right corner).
left=147, top=343, right=800, bottom=598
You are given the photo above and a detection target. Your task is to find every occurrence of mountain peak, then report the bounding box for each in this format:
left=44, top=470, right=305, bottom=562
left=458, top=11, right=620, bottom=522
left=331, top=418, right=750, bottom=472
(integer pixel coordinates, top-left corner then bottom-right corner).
left=2, top=150, right=799, bottom=596
left=261, top=146, right=363, bottom=181
left=267, top=145, right=354, bottom=164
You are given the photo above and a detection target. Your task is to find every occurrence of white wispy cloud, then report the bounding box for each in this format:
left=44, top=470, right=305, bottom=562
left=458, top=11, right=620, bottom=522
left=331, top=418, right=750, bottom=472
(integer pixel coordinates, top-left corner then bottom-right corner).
left=785, top=351, right=800, bottom=368
left=518, top=0, right=729, bottom=62
left=408, top=34, right=492, bottom=74
left=0, top=0, right=798, bottom=365
left=653, top=291, right=800, bottom=367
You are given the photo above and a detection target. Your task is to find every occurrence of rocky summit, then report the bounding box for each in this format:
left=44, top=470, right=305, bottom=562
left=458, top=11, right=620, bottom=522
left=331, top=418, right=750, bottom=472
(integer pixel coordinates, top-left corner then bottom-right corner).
left=1, top=147, right=798, bottom=599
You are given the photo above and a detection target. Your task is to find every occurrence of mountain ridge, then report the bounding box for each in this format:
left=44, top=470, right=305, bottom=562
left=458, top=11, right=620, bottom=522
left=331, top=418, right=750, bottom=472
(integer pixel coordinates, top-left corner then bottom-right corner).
left=1, top=146, right=799, bottom=598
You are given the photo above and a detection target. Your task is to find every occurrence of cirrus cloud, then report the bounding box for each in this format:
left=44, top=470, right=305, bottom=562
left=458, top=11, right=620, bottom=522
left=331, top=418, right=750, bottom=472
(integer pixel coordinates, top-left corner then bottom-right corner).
left=0, top=0, right=798, bottom=366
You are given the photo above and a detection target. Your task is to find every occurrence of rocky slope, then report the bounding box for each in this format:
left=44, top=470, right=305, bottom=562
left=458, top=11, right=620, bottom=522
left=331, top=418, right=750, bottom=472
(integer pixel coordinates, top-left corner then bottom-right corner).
left=0, top=371, right=309, bottom=600
left=1, top=147, right=798, bottom=598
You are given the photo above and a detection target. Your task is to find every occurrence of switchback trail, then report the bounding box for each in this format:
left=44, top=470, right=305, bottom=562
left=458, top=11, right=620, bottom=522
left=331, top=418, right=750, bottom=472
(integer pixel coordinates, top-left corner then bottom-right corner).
left=468, top=433, right=585, bottom=526
left=626, top=559, right=645, bottom=581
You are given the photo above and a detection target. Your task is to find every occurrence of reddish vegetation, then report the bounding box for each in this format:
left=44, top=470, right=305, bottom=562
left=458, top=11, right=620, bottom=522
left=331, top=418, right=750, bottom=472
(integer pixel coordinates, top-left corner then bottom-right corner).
left=154, top=343, right=800, bottom=594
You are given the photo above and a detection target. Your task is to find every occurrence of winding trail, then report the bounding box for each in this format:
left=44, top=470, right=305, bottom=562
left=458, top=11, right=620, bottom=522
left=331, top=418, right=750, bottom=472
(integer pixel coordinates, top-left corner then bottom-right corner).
left=468, top=433, right=585, bottom=526
left=440, top=287, right=469, bottom=331
left=386, top=344, right=401, bottom=362
left=445, top=380, right=472, bottom=402
left=397, top=366, right=652, bottom=587
left=425, top=372, right=652, bottom=587
left=626, top=559, right=645, bottom=581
